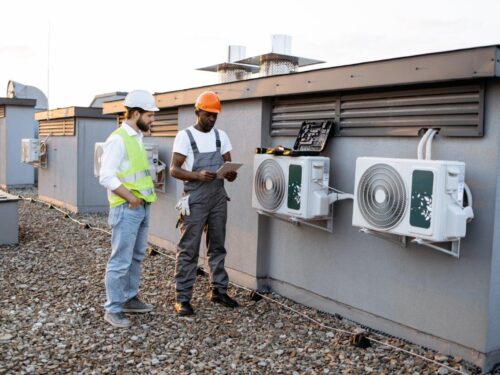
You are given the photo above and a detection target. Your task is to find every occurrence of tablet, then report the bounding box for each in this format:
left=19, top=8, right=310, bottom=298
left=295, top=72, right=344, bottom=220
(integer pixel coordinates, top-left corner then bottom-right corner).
left=216, top=162, right=243, bottom=178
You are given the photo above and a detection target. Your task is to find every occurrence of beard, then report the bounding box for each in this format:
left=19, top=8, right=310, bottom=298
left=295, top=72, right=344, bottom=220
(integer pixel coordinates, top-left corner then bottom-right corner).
left=137, top=117, right=150, bottom=132
left=198, top=119, right=215, bottom=132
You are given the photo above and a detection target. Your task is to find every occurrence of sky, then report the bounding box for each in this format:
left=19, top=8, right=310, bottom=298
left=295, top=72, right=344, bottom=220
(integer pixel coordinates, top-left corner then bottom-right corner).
left=1, top=0, right=499, bottom=109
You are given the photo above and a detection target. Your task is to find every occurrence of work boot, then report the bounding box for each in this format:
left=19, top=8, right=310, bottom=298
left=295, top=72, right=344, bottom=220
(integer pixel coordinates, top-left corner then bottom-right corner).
left=104, top=312, right=131, bottom=328
left=209, top=288, right=239, bottom=308
left=174, top=301, right=194, bottom=316
left=123, top=296, right=153, bottom=313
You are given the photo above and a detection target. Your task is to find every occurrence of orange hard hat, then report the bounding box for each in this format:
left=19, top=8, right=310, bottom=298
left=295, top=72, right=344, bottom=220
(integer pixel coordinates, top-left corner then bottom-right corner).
left=195, top=91, right=221, bottom=113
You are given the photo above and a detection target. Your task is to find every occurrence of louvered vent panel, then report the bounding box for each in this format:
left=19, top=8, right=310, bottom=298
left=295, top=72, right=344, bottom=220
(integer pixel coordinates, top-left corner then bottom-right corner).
left=337, top=85, right=484, bottom=137
left=38, top=118, right=75, bottom=136
left=115, top=109, right=178, bottom=137
left=150, top=109, right=178, bottom=137
left=0, top=106, right=5, bottom=118
left=271, top=96, right=336, bottom=137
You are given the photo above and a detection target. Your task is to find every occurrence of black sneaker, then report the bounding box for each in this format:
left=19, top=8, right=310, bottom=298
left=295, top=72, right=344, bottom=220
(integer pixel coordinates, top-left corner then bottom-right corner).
left=209, top=289, right=239, bottom=308
left=123, top=296, right=153, bottom=313
left=174, top=301, right=194, bottom=316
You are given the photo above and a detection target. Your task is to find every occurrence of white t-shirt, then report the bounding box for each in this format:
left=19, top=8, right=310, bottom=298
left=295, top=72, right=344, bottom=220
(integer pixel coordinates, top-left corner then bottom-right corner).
left=173, top=126, right=232, bottom=171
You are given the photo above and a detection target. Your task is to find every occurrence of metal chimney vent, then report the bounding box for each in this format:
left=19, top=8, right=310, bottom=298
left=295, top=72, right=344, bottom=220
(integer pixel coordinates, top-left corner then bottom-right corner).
left=197, top=45, right=259, bottom=83
left=236, top=35, right=324, bottom=77
left=6, top=80, right=48, bottom=111
left=260, top=59, right=297, bottom=76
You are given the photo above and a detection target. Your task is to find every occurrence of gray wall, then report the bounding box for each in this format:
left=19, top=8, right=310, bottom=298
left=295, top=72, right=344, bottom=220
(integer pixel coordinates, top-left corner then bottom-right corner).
left=263, top=81, right=500, bottom=362
left=148, top=100, right=264, bottom=287
left=77, top=119, right=116, bottom=212
left=146, top=136, right=178, bottom=246
left=38, top=136, right=78, bottom=207
left=0, top=197, right=19, bottom=245
left=0, top=106, right=36, bottom=187
left=146, top=84, right=500, bottom=368
left=38, top=118, right=115, bottom=213
left=0, top=117, right=6, bottom=184
left=486, top=83, right=500, bottom=353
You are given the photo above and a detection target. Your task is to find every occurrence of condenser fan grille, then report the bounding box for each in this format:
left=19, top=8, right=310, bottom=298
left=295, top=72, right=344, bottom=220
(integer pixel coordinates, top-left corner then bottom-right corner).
left=357, top=163, right=408, bottom=230
left=254, top=159, right=286, bottom=211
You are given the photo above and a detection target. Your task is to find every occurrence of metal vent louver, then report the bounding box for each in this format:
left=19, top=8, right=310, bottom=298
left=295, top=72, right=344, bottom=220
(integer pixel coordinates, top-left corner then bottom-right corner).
left=254, top=159, right=286, bottom=211
left=357, top=163, right=408, bottom=230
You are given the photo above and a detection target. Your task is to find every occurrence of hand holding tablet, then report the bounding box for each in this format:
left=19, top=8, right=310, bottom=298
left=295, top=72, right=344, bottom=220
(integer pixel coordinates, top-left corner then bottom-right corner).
left=216, top=162, right=243, bottom=179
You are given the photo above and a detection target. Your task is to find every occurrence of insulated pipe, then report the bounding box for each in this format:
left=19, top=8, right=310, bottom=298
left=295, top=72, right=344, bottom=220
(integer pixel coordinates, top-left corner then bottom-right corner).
left=417, top=129, right=433, bottom=160
left=425, top=129, right=438, bottom=160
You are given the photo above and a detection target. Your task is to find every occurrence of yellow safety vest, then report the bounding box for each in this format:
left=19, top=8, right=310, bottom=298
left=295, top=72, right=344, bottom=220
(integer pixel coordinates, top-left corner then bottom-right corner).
left=108, top=128, right=157, bottom=208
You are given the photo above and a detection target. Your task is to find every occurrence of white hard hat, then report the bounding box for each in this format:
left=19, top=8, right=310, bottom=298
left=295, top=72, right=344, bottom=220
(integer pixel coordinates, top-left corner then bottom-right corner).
left=124, top=90, right=159, bottom=112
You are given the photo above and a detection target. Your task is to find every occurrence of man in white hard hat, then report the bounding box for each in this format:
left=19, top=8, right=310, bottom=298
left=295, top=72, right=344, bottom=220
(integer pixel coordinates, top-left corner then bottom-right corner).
left=99, top=90, right=159, bottom=328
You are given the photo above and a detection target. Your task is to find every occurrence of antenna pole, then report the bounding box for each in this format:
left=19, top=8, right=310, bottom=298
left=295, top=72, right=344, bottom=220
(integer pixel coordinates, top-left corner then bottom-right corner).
left=46, top=22, right=50, bottom=120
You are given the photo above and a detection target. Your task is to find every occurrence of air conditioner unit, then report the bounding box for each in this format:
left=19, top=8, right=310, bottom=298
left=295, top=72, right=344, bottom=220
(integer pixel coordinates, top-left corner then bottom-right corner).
left=144, top=144, right=166, bottom=192
left=94, top=142, right=166, bottom=192
left=352, top=157, right=472, bottom=242
left=21, top=139, right=40, bottom=163
left=94, top=142, right=105, bottom=177
left=252, top=154, right=330, bottom=220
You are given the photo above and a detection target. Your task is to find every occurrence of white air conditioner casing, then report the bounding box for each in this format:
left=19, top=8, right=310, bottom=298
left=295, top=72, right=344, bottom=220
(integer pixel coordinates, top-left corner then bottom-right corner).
left=94, top=142, right=105, bottom=177
left=94, top=142, right=166, bottom=191
left=352, top=157, right=472, bottom=242
left=252, top=154, right=330, bottom=220
left=21, top=138, right=40, bottom=163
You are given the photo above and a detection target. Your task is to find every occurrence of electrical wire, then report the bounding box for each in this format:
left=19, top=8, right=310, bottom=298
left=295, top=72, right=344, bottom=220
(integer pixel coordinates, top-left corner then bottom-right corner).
left=14, top=193, right=469, bottom=375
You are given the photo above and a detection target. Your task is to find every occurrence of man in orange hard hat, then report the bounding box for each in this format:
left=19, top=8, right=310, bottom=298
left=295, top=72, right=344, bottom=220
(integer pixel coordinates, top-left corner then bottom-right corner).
left=169, top=91, right=239, bottom=316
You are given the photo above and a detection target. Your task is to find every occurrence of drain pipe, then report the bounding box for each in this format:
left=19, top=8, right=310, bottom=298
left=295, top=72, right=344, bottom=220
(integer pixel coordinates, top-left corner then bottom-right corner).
left=417, top=130, right=432, bottom=160
left=424, top=129, right=438, bottom=160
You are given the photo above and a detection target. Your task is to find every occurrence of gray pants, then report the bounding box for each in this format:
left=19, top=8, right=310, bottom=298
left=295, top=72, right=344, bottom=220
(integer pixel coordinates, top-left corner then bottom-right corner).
left=175, top=191, right=229, bottom=302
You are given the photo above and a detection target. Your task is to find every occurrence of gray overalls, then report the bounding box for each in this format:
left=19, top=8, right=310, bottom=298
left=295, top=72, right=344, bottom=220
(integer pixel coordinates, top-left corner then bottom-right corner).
left=175, top=128, right=229, bottom=302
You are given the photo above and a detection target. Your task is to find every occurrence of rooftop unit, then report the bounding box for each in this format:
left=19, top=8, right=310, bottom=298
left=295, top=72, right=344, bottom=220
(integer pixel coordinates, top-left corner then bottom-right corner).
left=197, top=45, right=259, bottom=83
left=104, top=44, right=500, bottom=372
left=34, top=107, right=116, bottom=213
left=236, top=34, right=324, bottom=77
left=90, top=92, right=128, bottom=108
left=0, top=190, right=20, bottom=245
left=0, top=97, right=38, bottom=189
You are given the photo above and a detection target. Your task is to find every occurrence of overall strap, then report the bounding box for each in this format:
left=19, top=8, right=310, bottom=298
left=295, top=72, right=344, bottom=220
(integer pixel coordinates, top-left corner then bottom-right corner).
left=185, top=129, right=199, bottom=154
left=214, top=128, right=221, bottom=152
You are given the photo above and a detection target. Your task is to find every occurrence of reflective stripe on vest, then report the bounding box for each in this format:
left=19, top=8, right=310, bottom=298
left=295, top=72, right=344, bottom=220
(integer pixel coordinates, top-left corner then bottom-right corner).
left=119, top=169, right=151, bottom=184
left=108, top=127, right=157, bottom=208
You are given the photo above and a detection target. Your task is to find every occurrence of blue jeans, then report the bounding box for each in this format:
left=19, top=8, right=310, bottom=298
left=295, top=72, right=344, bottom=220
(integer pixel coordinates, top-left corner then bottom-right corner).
left=104, top=203, right=150, bottom=313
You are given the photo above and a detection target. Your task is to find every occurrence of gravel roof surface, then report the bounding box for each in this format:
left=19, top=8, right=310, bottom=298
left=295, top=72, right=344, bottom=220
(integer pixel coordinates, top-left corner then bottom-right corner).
left=1, top=188, right=496, bottom=374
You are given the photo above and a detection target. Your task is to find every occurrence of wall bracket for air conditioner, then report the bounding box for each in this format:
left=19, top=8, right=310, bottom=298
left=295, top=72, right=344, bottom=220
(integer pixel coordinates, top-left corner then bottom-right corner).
left=257, top=209, right=333, bottom=233
left=154, top=160, right=167, bottom=193
left=412, top=238, right=460, bottom=258
left=359, top=228, right=408, bottom=248
left=34, top=133, right=50, bottom=169
left=359, top=228, right=460, bottom=257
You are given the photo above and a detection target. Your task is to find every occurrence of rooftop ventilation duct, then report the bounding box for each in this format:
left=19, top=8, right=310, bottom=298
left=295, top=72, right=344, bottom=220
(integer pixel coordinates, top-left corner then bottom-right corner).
left=6, top=81, right=48, bottom=111
left=236, top=34, right=325, bottom=77
left=197, top=45, right=259, bottom=83
left=90, top=92, right=128, bottom=108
